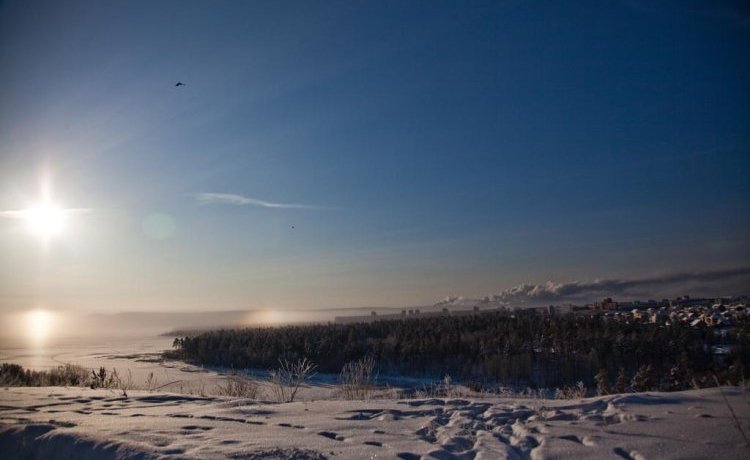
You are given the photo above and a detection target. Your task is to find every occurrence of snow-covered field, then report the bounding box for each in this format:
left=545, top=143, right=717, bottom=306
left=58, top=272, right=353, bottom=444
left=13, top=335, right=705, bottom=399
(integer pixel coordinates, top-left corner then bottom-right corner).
left=0, top=335, right=231, bottom=395
left=2, top=334, right=750, bottom=458
left=1, top=386, right=748, bottom=459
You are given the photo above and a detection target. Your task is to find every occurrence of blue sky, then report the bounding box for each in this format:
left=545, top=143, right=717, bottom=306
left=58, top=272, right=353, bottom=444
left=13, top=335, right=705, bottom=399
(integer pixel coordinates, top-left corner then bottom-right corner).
left=0, top=0, right=748, bottom=312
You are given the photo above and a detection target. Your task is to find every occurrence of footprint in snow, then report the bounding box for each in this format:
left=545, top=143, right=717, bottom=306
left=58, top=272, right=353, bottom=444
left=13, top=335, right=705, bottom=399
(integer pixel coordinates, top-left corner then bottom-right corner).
left=318, top=431, right=345, bottom=441
left=397, top=453, right=420, bottom=460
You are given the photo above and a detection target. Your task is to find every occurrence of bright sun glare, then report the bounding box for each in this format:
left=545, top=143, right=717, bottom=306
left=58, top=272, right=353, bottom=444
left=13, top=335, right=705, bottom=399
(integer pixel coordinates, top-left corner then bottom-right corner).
left=26, top=309, right=53, bottom=345
left=25, top=204, right=66, bottom=237
left=0, top=178, right=87, bottom=240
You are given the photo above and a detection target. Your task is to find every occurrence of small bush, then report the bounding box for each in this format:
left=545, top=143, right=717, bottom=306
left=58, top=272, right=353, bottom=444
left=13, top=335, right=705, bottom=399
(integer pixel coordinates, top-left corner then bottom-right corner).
left=90, top=367, right=116, bottom=389
left=270, top=358, right=317, bottom=403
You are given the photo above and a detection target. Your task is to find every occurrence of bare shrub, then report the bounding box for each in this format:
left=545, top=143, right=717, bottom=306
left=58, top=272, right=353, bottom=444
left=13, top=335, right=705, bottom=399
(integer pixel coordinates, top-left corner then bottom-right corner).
left=117, top=369, right=134, bottom=398
left=555, top=381, right=587, bottom=399
left=218, top=375, right=263, bottom=399
left=270, top=358, right=317, bottom=403
left=88, top=367, right=130, bottom=396
left=338, top=356, right=377, bottom=400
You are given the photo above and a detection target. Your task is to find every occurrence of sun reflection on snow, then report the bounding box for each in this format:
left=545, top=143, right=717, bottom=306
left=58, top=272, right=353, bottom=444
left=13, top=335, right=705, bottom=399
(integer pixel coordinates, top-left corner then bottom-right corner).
left=241, top=310, right=287, bottom=325
left=26, top=310, right=54, bottom=346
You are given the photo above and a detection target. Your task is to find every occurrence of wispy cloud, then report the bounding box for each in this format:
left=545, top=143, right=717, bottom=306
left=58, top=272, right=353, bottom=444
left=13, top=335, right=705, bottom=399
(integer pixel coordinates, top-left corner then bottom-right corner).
left=491, top=267, right=750, bottom=304
left=194, top=192, right=330, bottom=210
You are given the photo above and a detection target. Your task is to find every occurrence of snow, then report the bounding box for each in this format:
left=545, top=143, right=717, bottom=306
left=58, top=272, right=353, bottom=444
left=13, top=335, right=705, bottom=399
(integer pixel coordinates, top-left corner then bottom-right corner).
left=2, top=386, right=748, bottom=459
left=0, top=335, right=229, bottom=395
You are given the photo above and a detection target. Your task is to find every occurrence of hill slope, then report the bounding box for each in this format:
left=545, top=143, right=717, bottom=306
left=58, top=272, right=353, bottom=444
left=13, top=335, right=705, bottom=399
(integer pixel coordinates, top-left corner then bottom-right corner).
left=1, top=387, right=749, bottom=459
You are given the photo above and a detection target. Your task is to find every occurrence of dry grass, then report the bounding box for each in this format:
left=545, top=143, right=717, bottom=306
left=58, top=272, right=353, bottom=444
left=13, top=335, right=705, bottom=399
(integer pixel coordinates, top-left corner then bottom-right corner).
left=337, top=356, right=377, bottom=400
left=217, top=375, right=263, bottom=399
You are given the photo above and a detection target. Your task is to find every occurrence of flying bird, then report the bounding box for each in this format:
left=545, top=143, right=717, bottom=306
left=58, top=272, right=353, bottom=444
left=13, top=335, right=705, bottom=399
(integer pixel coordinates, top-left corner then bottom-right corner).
left=175, top=82, right=185, bottom=87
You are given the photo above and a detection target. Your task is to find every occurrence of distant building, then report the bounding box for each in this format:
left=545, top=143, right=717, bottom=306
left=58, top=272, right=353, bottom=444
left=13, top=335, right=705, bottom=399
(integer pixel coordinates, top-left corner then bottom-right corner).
left=334, top=306, right=462, bottom=324
left=595, top=297, right=619, bottom=310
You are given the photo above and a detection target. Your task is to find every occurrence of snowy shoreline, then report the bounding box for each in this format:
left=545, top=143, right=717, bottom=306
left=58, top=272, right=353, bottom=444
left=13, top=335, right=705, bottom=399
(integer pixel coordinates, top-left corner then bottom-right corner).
left=2, top=386, right=749, bottom=459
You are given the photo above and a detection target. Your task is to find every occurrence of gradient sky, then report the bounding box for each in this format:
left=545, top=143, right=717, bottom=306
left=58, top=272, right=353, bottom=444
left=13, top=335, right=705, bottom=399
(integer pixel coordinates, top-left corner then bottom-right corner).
left=1, top=0, right=748, bottom=313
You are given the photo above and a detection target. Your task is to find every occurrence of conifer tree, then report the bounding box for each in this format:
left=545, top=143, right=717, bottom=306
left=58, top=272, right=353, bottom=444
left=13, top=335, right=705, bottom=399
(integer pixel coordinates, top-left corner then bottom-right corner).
left=614, top=367, right=628, bottom=393
left=631, top=364, right=653, bottom=392
left=595, top=368, right=610, bottom=395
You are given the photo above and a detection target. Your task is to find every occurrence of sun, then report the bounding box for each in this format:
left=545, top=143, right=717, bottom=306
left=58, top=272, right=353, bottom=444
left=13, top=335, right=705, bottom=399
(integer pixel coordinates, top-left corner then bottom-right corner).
left=26, top=309, right=54, bottom=345
left=0, top=177, right=89, bottom=241
left=1, top=198, right=89, bottom=240
left=25, top=204, right=66, bottom=236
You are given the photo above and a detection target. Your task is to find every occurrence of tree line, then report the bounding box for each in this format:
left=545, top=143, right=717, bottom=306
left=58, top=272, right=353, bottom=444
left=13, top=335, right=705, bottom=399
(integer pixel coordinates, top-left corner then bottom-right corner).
left=167, top=311, right=749, bottom=390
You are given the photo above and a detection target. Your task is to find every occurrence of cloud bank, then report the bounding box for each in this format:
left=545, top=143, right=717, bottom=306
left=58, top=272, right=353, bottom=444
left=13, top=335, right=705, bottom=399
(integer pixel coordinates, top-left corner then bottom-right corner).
left=194, top=193, right=328, bottom=210
left=491, top=267, right=750, bottom=304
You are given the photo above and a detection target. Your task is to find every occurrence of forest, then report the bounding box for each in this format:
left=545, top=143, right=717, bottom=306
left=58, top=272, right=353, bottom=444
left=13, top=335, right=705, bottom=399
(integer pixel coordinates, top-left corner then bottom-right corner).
left=167, top=311, right=750, bottom=391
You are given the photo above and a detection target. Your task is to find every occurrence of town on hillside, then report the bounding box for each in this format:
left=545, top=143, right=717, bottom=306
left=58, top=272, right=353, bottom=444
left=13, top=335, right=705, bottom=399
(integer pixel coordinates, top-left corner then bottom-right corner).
left=334, top=295, right=750, bottom=331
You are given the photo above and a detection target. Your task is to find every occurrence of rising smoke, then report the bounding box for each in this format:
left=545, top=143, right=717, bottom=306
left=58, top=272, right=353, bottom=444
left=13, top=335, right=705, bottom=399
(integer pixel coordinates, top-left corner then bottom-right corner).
left=490, top=266, right=750, bottom=304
